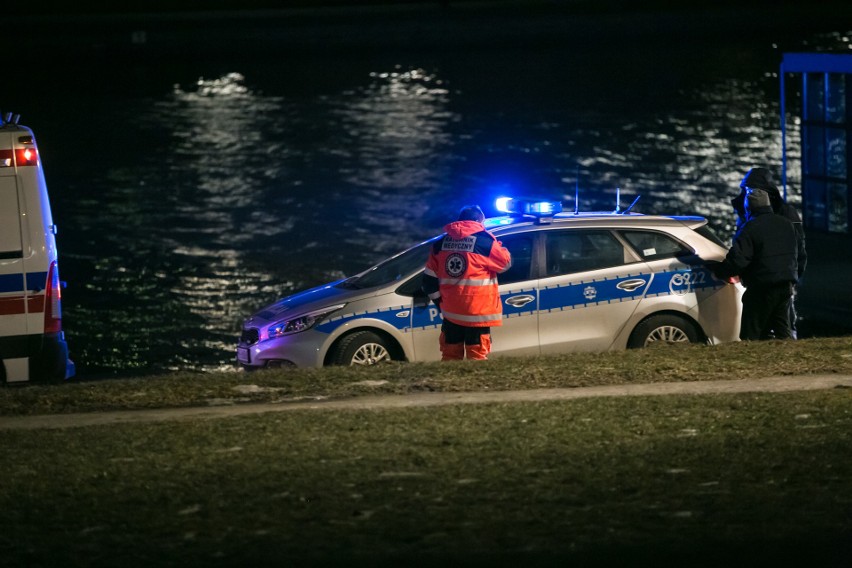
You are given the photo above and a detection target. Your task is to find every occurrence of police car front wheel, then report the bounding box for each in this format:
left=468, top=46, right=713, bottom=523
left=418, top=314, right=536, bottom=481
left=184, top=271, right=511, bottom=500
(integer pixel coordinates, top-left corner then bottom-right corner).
left=331, top=331, right=393, bottom=366
left=628, top=314, right=699, bottom=348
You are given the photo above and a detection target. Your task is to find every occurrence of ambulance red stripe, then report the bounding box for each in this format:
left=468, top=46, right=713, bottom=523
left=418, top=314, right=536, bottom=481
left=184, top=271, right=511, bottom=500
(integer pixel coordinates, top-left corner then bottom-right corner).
left=0, top=295, right=45, bottom=315
left=0, top=296, right=25, bottom=315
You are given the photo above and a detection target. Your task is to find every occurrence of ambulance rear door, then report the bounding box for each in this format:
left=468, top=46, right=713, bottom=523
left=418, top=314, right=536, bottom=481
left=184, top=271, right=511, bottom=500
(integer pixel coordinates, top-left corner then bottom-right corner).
left=0, top=173, right=30, bottom=381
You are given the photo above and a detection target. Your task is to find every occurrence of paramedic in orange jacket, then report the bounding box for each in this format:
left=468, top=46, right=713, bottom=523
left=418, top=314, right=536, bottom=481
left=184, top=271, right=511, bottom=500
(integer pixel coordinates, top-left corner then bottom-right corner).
left=422, top=205, right=512, bottom=360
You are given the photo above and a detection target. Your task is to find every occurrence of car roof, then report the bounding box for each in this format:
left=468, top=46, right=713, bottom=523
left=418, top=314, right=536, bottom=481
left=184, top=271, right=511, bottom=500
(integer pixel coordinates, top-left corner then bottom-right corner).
left=485, top=212, right=707, bottom=233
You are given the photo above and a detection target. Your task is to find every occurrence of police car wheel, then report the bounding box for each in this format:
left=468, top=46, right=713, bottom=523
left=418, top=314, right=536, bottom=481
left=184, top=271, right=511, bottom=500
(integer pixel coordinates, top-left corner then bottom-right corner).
left=628, top=314, right=698, bottom=348
left=332, top=331, right=393, bottom=366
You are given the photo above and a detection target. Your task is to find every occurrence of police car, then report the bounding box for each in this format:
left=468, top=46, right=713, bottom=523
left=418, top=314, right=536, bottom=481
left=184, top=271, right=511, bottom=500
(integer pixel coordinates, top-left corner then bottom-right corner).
left=237, top=197, right=742, bottom=369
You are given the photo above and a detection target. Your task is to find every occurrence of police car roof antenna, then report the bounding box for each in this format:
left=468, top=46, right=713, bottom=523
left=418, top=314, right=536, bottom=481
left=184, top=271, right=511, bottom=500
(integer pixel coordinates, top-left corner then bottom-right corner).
left=573, top=166, right=580, bottom=216
left=622, top=194, right=641, bottom=214
left=613, top=186, right=621, bottom=214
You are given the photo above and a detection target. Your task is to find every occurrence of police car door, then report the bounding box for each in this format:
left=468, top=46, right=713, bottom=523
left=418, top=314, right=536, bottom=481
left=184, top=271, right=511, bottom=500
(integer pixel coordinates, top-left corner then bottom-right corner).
left=407, top=232, right=538, bottom=361
left=537, top=229, right=645, bottom=353
left=491, top=232, right=539, bottom=357
left=617, top=229, right=708, bottom=321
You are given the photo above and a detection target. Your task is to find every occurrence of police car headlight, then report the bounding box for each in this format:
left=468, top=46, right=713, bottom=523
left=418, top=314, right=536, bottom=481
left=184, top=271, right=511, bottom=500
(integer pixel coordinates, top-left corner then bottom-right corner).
left=266, top=304, right=345, bottom=340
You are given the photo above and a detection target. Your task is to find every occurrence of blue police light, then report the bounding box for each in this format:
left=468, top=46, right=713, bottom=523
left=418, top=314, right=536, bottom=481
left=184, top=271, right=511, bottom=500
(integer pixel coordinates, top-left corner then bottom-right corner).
left=495, top=197, right=513, bottom=213
left=495, top=197, right=563, bottom=217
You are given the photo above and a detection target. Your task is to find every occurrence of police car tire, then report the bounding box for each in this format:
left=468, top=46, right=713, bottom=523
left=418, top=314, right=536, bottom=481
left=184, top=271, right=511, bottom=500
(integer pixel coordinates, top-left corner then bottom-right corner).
left=627, top=314, right=699, bottom=348
left=331, top=331, right=393, bottom=366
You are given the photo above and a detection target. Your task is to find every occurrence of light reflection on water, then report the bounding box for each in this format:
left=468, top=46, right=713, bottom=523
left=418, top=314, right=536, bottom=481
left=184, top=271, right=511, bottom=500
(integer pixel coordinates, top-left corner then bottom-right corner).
left=329, top=66, right=457, bottom=247
left=41, top=26, right=851, bottom=376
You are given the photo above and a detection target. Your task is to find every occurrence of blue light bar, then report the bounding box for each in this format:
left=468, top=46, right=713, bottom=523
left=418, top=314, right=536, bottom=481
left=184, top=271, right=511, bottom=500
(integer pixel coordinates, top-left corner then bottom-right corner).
left=495, top=197, right=563, bottom=217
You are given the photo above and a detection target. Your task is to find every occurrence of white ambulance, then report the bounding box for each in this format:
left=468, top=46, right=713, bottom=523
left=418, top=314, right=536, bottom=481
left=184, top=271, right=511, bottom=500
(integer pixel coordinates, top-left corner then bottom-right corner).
left=0, top=114, right=74, bottom=382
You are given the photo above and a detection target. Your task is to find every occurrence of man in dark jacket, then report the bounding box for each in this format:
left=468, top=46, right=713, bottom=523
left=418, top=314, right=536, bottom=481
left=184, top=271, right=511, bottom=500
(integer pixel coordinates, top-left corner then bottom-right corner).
left=731, top=167, right=807, bottom=336
left=715, top=188, right=799, bottom=340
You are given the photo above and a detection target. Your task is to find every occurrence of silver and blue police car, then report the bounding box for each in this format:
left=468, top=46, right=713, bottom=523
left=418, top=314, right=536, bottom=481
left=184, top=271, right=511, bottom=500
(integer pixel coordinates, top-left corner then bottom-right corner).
left=236, top=197, right=742, bottom=369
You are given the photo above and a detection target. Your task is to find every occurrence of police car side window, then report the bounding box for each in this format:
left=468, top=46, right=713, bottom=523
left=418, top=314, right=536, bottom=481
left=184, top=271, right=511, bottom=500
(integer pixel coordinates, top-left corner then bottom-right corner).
left=545, top=230, right=624, bottom=277
left=621, top=231, right=690, bottom=261
left=497, top=234, right=534, bottom=285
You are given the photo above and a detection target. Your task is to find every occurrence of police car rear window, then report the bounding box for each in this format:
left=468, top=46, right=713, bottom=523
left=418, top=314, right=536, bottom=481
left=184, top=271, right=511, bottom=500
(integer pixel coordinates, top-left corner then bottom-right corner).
left=694, top=224, right=727, bottom=247
left=620, top=230, right=690, bottom=261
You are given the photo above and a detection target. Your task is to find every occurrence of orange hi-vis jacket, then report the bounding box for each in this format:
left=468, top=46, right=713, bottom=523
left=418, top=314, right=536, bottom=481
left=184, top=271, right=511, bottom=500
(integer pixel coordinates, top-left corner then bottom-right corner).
left=422, top=220, right=512, bottom=327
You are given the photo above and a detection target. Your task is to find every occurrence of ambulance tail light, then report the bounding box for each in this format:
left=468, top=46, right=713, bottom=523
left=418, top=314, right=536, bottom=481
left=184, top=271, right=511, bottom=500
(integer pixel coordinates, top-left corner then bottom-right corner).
left=15, top=147, right=38, bottom=167
left=44, top=261, right=63, bottom=334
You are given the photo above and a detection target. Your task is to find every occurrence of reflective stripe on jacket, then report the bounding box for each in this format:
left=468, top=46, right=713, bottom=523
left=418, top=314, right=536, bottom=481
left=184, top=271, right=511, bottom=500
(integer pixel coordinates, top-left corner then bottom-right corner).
left=422, top=220, right=512, bottom=327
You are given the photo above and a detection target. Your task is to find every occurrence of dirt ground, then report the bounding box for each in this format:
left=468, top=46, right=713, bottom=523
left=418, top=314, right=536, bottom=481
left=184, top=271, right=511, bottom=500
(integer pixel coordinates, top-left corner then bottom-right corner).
left=2, top=374, right=851, bottom=431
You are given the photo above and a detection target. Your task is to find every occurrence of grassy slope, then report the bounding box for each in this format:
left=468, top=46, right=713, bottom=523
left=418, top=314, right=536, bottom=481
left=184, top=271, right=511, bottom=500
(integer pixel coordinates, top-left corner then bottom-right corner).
left=2, top=336, right=850, bottom=416
left=2, top=338, right=851, bottom=566
left=1, top=390, right=851, bottom=566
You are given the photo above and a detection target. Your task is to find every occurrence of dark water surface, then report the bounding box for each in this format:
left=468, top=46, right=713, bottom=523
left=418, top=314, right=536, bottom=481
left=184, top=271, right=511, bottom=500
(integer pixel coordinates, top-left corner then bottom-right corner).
left=7, top=5, right=851, bottom=376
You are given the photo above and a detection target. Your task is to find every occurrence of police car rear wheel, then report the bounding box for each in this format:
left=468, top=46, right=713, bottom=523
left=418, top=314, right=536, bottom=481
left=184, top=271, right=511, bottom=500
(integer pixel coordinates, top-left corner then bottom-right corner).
left=628, top=314, right=698, bottom=348
left=332, top=331, right=393, bottom=366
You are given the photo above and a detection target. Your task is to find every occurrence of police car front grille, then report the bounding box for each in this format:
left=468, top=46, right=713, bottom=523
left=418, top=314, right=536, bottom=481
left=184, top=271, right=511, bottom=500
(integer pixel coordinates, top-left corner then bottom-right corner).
left=241, top=328, right=260, bottom=345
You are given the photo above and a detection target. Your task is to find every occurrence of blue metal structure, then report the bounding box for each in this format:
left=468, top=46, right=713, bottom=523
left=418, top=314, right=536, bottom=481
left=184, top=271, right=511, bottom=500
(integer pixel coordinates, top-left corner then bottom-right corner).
left=780, top=53, right=852, bottom=233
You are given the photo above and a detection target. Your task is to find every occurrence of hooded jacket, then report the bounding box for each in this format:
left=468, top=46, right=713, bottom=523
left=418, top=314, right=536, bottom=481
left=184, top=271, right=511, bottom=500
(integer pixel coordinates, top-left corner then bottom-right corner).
left=715, top=206, right=799, bottom=288
left=731, top=168, right=807, bottom=280
left=422, top=220, right=512, bottom=327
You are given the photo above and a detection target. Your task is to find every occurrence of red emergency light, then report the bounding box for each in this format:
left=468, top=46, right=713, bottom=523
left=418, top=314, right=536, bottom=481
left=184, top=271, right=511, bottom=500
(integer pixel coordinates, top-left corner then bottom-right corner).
left=15, top=147, right=38, bottom=166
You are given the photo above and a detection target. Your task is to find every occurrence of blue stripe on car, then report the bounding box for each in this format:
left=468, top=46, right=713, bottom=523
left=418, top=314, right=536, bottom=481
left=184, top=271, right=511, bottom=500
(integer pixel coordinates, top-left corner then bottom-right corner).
left=311, top=268, right=724, bottom=335
left=316, top=305, right=413, bottom=334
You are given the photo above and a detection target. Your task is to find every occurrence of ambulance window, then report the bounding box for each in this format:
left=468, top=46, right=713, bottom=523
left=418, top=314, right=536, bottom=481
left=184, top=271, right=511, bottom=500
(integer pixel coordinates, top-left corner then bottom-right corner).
left=620, top=230, right=691, bottom=261
left=545, top=230, right=624, bottom=276
left=498, top=234, right=534, bottom=285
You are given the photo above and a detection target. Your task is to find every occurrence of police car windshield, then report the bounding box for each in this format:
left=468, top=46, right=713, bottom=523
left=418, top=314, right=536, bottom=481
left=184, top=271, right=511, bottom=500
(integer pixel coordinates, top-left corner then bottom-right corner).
left=337, top=237, right=437, bottom=290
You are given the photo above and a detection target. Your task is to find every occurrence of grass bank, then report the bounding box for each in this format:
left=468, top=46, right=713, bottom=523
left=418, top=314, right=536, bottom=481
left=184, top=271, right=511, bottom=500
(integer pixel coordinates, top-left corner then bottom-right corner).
left=2, top=336, right=851, bottom=417
left=1, top=337, right=852, bottom=566
left=1, top=389, right=851, bottom=566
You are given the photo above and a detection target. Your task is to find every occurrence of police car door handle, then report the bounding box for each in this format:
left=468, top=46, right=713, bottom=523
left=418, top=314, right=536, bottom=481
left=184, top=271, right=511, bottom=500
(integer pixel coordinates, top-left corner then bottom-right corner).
left=616, top=278, right=646, bottom=293
left=505, top=294, right=535, bottom=308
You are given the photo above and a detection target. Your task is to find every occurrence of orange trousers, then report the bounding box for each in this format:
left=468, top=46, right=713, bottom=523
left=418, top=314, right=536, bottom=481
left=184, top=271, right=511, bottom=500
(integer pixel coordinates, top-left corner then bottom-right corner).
left=439, top=331, right=492, bottom=361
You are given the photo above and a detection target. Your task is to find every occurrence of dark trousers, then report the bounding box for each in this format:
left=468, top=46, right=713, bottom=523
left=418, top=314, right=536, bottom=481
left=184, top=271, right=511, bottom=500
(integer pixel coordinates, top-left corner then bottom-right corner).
left=740, top=282, right=794, bottom=341
left=439, top=319, right=492, bottom=361
left=441, top=319, right=489, bottom=345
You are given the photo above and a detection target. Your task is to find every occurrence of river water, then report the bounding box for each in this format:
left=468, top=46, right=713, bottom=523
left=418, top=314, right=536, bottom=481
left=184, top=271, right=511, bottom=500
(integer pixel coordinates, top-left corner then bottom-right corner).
left=8, top=6, right=851, bottom=376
